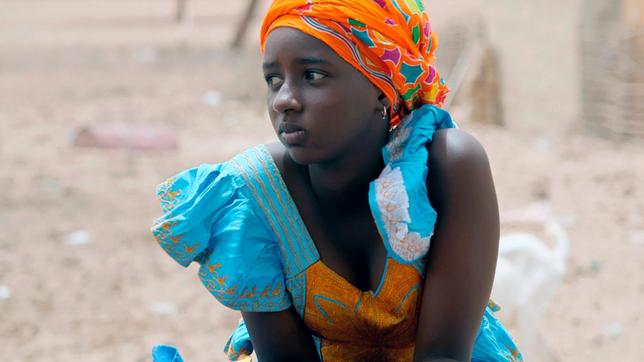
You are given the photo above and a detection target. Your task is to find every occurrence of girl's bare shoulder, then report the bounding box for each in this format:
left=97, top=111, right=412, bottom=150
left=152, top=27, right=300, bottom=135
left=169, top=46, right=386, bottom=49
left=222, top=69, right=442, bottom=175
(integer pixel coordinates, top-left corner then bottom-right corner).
left=428, top=128, right=490, bottom=168
left=427, top=128, right=491, bottom=183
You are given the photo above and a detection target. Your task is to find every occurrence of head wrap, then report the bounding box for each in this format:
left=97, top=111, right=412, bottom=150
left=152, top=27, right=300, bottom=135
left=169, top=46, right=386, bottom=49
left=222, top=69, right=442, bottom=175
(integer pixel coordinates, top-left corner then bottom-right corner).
left=260, top=0, right=448, bottom=129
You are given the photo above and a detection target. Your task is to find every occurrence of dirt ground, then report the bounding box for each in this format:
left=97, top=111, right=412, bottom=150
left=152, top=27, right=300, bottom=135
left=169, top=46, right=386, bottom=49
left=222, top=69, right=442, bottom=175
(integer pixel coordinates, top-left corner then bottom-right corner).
left=1, top=0, right=642, bottom=361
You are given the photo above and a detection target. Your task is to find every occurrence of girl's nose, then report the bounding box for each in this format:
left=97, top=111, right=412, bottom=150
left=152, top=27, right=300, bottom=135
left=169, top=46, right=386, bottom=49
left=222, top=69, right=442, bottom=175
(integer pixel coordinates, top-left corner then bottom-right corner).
left=272, top=81, right=302, bottom=114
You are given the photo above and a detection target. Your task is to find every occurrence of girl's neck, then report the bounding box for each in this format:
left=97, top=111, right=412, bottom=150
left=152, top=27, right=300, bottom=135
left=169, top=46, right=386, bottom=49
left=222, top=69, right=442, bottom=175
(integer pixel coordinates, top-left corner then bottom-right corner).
left=307, top=142, right=385, bottom=213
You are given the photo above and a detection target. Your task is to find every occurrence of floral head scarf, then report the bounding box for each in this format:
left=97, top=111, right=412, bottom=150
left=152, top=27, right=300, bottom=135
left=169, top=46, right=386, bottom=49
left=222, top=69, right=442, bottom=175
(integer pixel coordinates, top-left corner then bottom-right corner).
left=260, top=0, right=448, bottom=129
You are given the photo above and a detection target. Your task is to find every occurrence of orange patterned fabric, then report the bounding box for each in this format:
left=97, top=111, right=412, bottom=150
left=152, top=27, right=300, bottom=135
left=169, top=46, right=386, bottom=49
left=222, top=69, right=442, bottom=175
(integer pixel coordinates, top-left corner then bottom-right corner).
left=304, top=258, right=423, bottom=361
left=260, top=0, right=449, bottom=129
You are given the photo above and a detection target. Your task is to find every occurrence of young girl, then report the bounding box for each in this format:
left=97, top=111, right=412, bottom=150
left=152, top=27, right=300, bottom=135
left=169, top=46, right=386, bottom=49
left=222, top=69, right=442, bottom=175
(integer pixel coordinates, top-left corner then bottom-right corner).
left=152, top=1, right=522, bottom=361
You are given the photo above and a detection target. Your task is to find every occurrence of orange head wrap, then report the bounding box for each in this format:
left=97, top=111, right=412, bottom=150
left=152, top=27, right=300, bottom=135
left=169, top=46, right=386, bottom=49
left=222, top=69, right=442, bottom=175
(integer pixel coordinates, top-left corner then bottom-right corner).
left=260, top=0, right=448, bottom=129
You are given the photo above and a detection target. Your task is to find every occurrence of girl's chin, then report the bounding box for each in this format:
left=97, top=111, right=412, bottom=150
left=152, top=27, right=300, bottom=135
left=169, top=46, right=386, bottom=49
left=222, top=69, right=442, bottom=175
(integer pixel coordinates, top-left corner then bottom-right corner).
left=286, top=149, right=316, bottom=165
left=285, top=146, right=326, bottom=165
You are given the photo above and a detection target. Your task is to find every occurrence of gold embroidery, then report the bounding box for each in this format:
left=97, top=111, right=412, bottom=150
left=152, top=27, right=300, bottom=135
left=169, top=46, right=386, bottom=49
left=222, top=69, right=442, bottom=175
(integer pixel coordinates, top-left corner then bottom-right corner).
left=184, top=243, right=200, bottom=254
left=255, top=150, right=311, bottom=243
left=157, top=177, right=182, bottom=212
left=239, top=152, right=305, bottom=271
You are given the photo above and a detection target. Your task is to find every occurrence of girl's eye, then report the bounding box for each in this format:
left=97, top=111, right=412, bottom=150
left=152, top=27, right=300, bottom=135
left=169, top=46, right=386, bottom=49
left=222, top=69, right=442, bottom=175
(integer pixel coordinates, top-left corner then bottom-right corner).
left=304, top=70, right=327, bottom=81
left=265, top=75, right=283, bottom=88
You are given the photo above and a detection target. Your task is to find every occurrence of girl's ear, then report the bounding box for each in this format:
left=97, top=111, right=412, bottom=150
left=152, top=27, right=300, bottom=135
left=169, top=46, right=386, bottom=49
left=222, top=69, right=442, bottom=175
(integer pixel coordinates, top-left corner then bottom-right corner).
left=377, top=93, right=391, bottom=109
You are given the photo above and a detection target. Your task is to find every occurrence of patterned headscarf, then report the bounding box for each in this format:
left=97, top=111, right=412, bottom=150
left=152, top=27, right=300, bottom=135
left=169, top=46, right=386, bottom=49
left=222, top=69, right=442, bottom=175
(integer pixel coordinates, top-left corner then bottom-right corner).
left=260, top=0, right=448, bottom=129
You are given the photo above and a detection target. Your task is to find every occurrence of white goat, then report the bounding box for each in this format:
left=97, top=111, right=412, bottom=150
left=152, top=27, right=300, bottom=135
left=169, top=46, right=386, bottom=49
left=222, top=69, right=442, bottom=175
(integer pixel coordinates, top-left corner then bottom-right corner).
left=493, top=205, right=570, bottom=362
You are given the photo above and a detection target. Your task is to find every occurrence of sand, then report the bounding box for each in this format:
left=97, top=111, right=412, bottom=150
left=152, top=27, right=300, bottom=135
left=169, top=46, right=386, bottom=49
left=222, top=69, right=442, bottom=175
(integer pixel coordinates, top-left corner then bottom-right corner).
left=1, top=0, right=642, bottom=361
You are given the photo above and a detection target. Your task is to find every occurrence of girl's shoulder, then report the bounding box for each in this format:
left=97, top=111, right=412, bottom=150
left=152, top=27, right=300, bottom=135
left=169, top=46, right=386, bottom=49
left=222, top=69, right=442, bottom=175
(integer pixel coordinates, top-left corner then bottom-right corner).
left=426, top=127, right=493, bottom=204
left=370, top=105, right=490, bottom=265
left=428, top=128, right=490, bottom=169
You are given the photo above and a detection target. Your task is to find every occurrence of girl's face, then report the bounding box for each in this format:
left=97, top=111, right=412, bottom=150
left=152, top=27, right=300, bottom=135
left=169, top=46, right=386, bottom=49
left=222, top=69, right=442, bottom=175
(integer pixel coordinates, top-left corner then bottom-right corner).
left=263, top=27, right=388, bottom=165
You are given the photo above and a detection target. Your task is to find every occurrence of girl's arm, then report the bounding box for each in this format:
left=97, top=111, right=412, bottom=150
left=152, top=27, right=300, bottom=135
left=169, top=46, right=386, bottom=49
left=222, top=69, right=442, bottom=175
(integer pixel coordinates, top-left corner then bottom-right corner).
left=413, top=129, right=500, bottom=362
left=242, top=307, right=320, bottom=362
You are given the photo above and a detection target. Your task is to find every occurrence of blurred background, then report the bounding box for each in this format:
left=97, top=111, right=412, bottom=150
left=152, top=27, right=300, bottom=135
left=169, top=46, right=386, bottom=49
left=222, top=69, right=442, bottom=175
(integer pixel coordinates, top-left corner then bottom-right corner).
left=1, top=0, right=642, bottom=361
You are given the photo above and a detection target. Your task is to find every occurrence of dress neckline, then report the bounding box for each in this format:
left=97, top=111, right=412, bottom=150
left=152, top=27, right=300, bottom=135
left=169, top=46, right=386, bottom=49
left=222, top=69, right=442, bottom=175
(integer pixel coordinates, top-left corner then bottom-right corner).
left=257, top=144, right=389, bottom=295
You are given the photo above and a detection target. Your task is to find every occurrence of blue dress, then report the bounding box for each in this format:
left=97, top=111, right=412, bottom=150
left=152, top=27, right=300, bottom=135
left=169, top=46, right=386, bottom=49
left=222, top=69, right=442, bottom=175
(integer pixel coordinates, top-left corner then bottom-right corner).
left=151, top=105, right=522, bottom=361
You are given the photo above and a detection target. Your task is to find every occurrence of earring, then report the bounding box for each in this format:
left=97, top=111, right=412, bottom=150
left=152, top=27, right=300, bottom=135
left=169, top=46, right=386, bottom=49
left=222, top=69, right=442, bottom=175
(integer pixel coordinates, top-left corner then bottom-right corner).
left=381, top=106, right=388, bottom=120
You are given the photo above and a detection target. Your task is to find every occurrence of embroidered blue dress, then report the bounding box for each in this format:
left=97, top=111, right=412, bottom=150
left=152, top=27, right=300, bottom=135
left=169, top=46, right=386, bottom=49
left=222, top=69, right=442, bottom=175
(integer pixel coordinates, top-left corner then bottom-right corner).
left=151, top=105, right=522, bottom=361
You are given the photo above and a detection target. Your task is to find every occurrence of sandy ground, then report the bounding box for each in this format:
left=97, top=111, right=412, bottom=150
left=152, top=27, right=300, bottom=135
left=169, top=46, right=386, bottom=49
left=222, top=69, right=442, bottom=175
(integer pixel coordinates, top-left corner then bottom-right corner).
left=1, top=0, right=643, bottom=361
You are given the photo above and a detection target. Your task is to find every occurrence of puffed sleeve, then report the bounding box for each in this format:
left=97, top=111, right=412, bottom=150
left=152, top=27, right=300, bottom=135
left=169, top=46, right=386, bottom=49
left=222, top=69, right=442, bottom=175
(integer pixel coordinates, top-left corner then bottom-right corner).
left=151, top=163, right=292, bottom=312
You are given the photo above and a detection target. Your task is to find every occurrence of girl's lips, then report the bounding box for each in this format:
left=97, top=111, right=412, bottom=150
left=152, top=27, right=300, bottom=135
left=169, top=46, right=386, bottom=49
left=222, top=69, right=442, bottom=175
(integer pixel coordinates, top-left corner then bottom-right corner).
left=280, top=130, right=307, bottom=146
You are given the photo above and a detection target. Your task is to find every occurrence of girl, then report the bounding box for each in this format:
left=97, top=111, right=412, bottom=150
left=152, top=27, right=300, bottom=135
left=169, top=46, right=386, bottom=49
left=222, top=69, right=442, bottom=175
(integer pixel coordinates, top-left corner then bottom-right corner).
left=152, top=1, right=522, bottom=361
